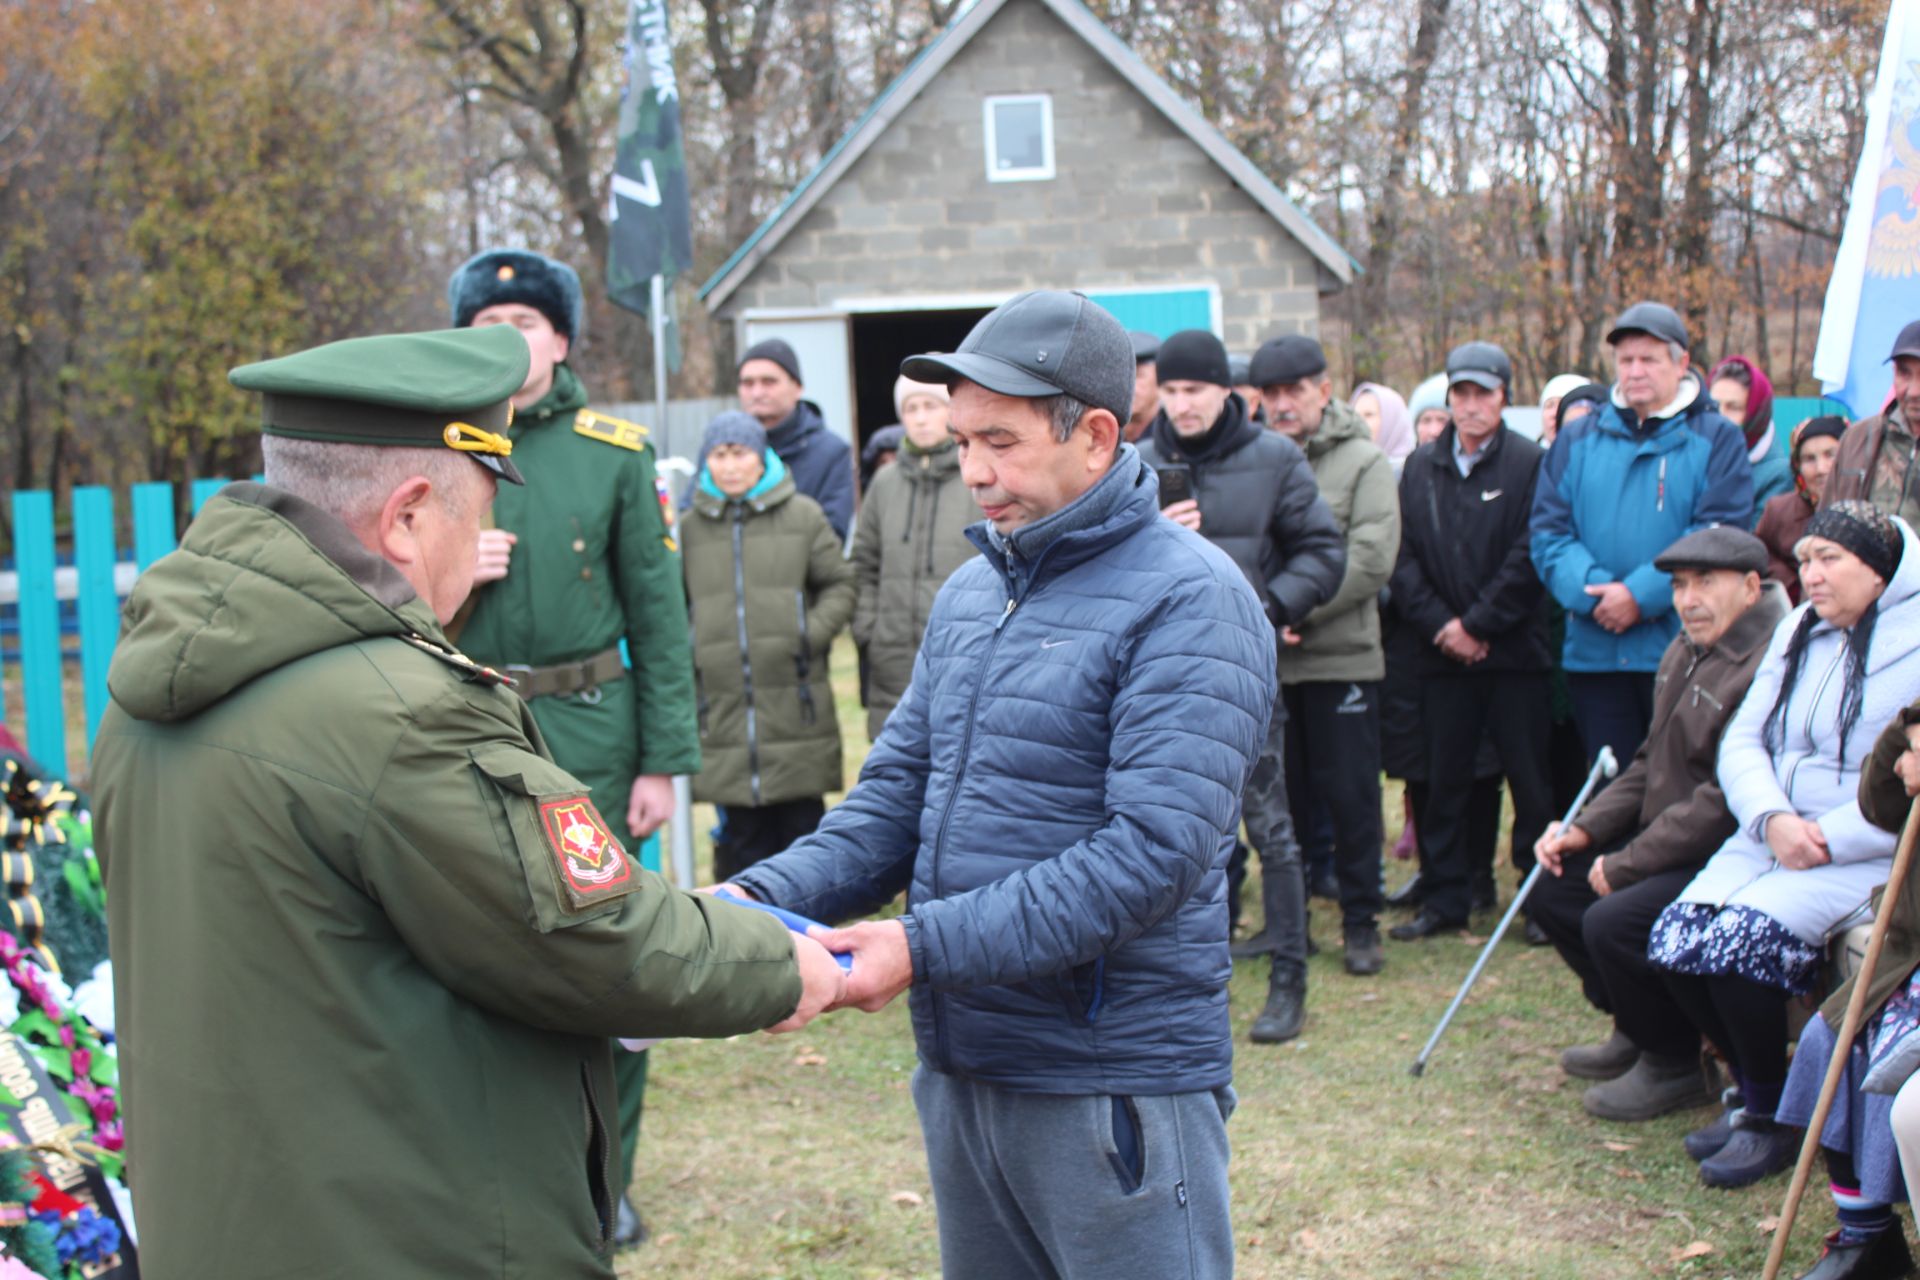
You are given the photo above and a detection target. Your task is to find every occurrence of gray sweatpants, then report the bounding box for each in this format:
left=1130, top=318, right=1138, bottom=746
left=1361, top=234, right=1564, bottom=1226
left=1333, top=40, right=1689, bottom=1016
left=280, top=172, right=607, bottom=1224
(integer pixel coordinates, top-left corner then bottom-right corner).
left=912, top=1066, right=1236, bottom=1279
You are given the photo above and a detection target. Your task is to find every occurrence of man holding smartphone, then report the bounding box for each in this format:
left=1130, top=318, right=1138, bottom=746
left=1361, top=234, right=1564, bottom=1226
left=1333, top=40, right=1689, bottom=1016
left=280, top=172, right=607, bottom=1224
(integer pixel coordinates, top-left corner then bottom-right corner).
left=1136, top=328, right=1346, bottom=1043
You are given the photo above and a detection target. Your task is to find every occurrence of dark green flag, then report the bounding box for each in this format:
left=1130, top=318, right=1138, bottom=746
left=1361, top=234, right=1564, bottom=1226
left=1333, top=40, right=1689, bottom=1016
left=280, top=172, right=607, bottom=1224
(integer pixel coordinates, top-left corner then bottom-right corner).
left=608, top=0, right=693, bottom=368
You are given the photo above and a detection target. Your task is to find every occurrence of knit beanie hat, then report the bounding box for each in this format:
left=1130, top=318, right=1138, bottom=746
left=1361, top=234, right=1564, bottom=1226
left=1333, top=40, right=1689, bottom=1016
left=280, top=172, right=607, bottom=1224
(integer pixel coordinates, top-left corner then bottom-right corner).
left=739, top=338, right=803, bottom=384
left=701, top=410, right=768, bottom=459
left=1802, top=499, right=1903, bottom=584
left=1155, top=330, right=1232, bottom=387
left=893, top=375, right=951, bottom=416
left=1406, top=373, right=1448, bottom=422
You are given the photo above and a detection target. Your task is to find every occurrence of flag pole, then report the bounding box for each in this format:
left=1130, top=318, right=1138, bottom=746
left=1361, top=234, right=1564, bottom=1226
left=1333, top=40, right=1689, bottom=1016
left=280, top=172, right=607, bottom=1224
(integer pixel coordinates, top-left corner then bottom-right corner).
left=653, top=272, right=697, bottom=890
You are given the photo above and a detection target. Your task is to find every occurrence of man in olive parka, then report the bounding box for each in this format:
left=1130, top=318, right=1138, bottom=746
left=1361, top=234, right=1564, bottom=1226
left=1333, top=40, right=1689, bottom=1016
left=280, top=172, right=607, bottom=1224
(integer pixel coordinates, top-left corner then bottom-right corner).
left=89, top=326, right=842, bottom=1279
left=449, top=249, right=696, bottom=1241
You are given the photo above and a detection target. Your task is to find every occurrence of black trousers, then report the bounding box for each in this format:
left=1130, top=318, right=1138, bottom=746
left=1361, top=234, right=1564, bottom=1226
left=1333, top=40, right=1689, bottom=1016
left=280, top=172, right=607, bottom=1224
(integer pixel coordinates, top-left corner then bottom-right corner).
left=1528, top=851, right=1701, bottom=1058
left=1283, top=680, right=1383, bottom=927
left=1407, top=777, right=1503, bottom=891
left=1418, top=670, right=1552, bottom=923
left=713, top=797, right=827, bottom=882
left=1566, top=671, right=1657, bottom=771
left=1659, top=969, right=1790, bottom=1103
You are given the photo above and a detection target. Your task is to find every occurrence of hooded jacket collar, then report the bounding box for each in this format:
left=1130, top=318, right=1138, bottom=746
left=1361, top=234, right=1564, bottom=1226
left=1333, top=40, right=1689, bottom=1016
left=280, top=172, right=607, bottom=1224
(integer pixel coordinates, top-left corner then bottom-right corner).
left=766, top=400, right=827, bottom=456
left=900, top=436, right=961, bottom=485
left=1146, top=392, right=1259, bottom=465
left=106, top=483, right=443, bottom=723
left=969, top=446, right=1156, bottom=599
left=1299, top=395, right=1369, bottom=460
left=1609, top=370, right=1703, bottom=432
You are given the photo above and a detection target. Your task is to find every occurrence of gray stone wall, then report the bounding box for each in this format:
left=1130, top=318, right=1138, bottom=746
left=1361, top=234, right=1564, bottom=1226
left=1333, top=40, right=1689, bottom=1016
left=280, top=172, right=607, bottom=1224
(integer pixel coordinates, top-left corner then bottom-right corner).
left=714, top=0, right=1326, bottom=352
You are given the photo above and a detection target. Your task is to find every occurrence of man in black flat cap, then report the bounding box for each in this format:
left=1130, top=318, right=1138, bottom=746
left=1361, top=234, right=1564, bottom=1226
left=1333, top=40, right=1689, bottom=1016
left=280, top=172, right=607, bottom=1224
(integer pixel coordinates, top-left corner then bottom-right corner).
left=714, top=291, right=1277, bottom=1279
left=734, top=338, right=854, bottom=539
left=1826, top=317, right=1920, bottom=524
left=1530, top=525, right=1786, bottom=1122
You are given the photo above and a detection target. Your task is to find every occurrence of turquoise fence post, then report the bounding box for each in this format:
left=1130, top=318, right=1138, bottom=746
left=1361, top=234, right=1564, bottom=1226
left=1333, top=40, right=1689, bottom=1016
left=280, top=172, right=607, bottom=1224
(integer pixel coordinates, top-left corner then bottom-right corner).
left=71, top=487, right=119, bottom=750
left=12, top=491, right=65, bottom=773
left=190, top=478, right=226, bottom=515
left=131, top=483, right=176, bottom=571
left=639, top=831, right=661, bottom=874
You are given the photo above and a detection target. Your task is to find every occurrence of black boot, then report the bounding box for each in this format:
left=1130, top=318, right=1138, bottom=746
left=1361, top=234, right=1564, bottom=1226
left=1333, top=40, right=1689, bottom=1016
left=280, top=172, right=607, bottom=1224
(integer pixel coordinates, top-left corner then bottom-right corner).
left=1699, top=1112, right=1800, bottom=1189
left=1794, top=1226, right=1915, bottom=1279
left=1343, top=923, right=1384, bottom=976
left=1249, top=965, right=1306, bottom=1043
left=1684, top=1089, right=1745, bottom=1162
left=1230, top=870, right=1289, bottom=959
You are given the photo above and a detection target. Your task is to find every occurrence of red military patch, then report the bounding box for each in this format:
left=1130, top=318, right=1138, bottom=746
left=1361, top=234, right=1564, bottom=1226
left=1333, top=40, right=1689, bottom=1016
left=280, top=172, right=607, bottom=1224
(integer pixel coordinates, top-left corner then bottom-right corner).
left=538, top=797, right=632, bottom=907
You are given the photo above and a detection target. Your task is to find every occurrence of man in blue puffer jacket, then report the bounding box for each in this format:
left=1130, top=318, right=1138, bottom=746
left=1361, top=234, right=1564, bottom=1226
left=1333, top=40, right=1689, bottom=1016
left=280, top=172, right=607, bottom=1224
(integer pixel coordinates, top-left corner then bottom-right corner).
left=1531, top=301, right=1754, bottom=770
left=723, top=291, right=1276, bottom=1279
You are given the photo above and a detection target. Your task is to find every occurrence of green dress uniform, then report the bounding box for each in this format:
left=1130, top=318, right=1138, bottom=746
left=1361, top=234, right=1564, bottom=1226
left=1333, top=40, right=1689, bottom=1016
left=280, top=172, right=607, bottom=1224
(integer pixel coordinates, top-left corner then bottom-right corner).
left=89, top=328, right=801, bottom=1278
left=452, top=361, right=698, bottom=1212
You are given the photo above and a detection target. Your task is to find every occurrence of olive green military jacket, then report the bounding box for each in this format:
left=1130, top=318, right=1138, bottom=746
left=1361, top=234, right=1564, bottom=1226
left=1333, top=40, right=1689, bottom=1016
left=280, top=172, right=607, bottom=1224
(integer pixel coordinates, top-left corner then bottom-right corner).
left=683, top=465, right=856, bottom=807
left=849, top=439, right=977, bottom=741
left=459, top=366, right=700, bottom=815
left=1278, top=397, right=1401, bottom=685
left=90, top=484, right=800, bottom=1279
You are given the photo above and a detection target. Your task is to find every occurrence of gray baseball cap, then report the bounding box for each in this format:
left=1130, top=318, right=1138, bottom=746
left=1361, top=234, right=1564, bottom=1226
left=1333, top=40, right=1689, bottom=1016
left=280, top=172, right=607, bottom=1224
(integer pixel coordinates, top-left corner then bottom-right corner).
left=1606, top=301, right=1690, bottom=351
left=1445, top=341, right=1513, bottom=393
left=902, top=291, right=1134, bottom=425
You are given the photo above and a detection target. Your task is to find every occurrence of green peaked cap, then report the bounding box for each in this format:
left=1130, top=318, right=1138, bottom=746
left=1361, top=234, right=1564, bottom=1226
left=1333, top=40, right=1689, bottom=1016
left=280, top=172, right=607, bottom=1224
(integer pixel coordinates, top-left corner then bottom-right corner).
left=230, top=325, right=531, bottom=485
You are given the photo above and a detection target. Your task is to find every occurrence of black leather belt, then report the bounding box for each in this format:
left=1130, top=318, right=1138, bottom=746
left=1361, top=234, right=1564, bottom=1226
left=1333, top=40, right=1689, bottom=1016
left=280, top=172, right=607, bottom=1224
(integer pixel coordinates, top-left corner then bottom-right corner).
left=506, top=645, right=626, bottom=701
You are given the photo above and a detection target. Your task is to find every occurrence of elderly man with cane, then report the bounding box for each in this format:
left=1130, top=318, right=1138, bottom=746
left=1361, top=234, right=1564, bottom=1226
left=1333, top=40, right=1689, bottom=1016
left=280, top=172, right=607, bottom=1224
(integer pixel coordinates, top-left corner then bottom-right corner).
left=1531, top=527, right=1788, bottom=1121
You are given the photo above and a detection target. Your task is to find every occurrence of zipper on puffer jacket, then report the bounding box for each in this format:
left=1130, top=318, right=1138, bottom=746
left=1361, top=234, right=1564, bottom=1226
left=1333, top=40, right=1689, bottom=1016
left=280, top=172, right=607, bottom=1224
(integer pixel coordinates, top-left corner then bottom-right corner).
left=731, top=507, right=762, bottom=804
left=928, top=594, right=1018, bottom=1070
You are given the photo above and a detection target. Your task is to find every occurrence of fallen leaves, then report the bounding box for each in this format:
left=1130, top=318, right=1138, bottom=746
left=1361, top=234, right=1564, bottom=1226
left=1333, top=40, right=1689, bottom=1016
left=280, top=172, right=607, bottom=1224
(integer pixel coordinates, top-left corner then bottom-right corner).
left=889, top=1190, right=924, bottom=1208
left=792, top=1052, right=827, bottom=1067
left=1757, top=1215, right=1780, bottom=1235
left=1670, top=1240, right=1714, bottom=1261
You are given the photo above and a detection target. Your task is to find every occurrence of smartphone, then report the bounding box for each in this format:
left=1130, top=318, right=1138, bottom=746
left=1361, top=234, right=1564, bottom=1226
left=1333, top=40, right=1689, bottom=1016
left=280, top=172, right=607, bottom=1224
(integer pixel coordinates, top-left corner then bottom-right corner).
left=1155, top=463, right=1194, bottom=506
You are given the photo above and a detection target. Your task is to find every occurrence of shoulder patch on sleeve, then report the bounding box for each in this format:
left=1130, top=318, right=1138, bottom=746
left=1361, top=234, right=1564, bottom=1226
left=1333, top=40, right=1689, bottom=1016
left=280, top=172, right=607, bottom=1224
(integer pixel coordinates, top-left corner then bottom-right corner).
left=654, top=474, right=678, bottom=552
left=539, top=796, right=634, bottom=908
left=574, top=408, right=650, bottom=452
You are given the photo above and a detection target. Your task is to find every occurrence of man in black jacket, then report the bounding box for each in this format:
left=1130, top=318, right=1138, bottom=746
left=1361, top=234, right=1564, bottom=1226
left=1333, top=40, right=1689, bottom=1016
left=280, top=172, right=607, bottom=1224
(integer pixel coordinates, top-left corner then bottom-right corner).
left=1388, top=341, right=1554, bottom=939
left=1136, top=329, right=1346, bottom=1041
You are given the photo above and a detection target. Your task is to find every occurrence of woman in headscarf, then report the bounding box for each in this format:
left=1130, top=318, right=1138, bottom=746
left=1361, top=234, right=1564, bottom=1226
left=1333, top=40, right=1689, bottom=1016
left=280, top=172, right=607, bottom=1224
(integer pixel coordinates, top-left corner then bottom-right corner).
left=1757, top=415, right=1848, bottom=604
left=1710, top=355, right=1793, bottom=525
left=1351, top=382, right=1415, bottom=475
left=1650, top=502, right=1920, bottom=1192
left=1546, top=382, right=1609, bottom=448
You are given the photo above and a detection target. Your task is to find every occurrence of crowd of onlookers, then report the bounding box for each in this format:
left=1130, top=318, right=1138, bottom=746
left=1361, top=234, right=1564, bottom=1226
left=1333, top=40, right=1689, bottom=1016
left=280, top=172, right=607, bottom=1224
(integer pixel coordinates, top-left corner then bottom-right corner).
left=677, top=305, right=1920, bottom=1279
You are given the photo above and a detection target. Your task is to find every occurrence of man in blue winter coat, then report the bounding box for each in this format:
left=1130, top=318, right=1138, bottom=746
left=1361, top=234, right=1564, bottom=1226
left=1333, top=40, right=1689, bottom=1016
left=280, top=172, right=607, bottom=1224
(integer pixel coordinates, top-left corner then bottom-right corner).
left=1531, top=301, right=1754, bottom=769
left=718, top=291, right=1276, bottom=1279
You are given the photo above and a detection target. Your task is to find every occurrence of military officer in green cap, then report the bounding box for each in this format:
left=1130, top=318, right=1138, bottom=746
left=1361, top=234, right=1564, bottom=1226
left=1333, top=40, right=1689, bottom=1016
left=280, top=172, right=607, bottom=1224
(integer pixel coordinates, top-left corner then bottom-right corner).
left=448, top=248, right=696, bottom=1244
left=90, top=324, right=846, bottom=1279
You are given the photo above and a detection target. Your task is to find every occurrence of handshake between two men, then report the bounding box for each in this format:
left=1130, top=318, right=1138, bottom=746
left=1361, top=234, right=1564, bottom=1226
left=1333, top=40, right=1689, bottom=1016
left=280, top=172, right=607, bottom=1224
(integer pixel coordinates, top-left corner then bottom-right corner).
left=697, top=883, right=915, bottom=1034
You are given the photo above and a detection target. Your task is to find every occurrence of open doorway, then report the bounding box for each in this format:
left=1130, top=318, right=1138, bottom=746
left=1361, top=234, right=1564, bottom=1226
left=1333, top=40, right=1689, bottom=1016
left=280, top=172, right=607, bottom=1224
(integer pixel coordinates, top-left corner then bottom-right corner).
left=849, top=308, right=991, bottom=453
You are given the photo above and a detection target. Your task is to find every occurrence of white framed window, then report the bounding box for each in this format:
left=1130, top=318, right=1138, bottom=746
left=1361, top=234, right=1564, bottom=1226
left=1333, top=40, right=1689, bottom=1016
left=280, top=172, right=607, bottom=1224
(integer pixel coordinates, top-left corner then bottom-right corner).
left=984, top=94, right=1055, bottom=182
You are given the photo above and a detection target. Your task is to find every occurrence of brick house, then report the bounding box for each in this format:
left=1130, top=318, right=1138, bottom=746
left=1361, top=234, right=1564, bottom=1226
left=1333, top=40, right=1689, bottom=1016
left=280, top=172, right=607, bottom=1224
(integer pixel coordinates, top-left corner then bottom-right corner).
left=698, top=0, right=1355, bottom=451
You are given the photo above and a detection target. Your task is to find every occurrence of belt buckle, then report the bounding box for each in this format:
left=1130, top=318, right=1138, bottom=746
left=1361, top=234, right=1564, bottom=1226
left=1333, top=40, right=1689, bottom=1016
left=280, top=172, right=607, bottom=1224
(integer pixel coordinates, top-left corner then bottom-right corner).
left=504, top=663, right=535, bottom=688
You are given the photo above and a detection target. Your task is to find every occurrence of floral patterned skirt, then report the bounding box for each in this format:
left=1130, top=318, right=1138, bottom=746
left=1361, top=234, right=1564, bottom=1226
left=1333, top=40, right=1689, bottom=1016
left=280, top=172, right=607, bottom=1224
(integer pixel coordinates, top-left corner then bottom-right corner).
left=1648, top=901, right=1824, bottom=994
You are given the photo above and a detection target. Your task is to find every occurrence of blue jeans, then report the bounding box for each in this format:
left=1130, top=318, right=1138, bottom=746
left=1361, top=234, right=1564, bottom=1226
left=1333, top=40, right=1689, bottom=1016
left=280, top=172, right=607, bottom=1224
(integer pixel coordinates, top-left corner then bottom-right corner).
left=912, top=1067, right=1235, bottom=1279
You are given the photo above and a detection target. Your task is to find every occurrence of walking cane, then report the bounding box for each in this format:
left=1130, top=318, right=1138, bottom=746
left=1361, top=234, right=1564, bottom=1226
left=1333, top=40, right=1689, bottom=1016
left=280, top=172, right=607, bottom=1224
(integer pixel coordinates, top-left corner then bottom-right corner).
left=1410, top=746, right=1619, bottom=1077
left=1761, top=798, right=1920, bottom=1280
